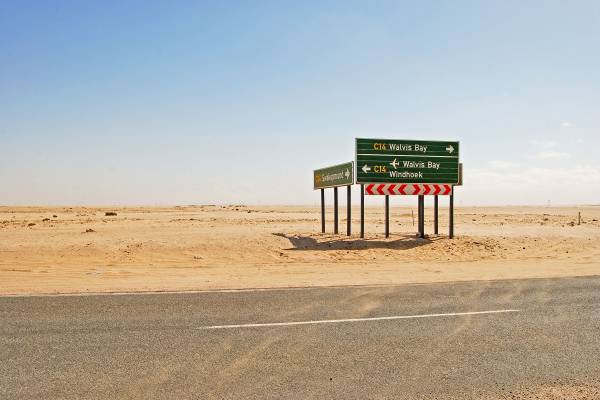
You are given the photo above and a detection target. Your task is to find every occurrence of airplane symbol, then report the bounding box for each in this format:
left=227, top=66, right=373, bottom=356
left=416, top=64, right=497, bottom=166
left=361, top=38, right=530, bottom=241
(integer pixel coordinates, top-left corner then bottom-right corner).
left=389, top=158, right=399, bottom=169
left=344, top=168, right=350, bottom=178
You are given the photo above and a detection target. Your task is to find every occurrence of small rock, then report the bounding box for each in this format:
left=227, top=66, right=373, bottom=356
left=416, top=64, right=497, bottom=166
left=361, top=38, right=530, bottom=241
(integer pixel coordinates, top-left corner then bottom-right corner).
left=105, top=212, right=117, bottom=216
left=53, top=215, right=58, bottom=218
left=42, top=218, right=50, bottom=222
left=85, top=228, right=95, bottom=233
left=27, top=223, right=36, bottom=227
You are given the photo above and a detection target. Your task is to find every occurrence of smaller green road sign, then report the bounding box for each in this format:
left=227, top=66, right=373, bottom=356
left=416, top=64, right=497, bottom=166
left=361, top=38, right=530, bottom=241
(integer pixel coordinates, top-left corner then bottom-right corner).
left=314, top=162, right=354, bottom=190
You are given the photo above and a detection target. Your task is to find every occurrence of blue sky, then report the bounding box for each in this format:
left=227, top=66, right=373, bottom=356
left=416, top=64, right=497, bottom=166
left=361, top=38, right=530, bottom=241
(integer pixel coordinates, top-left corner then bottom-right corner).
left=1, top=1, right=599, bottom=205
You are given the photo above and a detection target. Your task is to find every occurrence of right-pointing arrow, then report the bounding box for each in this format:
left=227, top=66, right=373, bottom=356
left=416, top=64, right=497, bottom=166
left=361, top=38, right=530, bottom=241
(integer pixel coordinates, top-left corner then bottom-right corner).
left=446, top=145, right=454, bottom=154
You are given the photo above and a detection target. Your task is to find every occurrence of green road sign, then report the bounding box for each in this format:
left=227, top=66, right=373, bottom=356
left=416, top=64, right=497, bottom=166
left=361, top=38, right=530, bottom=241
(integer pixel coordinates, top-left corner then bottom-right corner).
left=314, top=162, right=354, bottom=190
left=356, top=138, right=460, bottom=184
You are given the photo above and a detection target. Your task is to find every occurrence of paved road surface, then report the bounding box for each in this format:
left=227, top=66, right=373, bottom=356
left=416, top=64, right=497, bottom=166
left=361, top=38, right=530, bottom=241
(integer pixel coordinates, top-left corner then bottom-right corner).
left=2, top=276, right=600, bottom=399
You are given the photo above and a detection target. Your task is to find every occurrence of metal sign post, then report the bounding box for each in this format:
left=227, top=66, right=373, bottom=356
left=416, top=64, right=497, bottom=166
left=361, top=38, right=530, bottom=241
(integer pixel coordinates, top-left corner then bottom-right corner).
left=347, top=185, right=351, bottom=236
left=449, top=191, right=454, bottom=239
left=385, top=195, right=390, bottom=238
left=434, top=195, right=439, bottom=235
left=314, top=162, right=354, bottom=235
left=418, top=195, right=425, bottom=238
left=334, top=187, right=339, bottom=234
left=360, top=184, right=365, bottom=238
left=321, top=189, right=325, bottom=233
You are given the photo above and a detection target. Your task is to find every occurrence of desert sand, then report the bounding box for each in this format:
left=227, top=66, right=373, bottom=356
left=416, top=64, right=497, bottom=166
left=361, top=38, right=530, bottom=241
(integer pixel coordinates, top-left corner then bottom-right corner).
left=1, top=205, right=599, bottom=295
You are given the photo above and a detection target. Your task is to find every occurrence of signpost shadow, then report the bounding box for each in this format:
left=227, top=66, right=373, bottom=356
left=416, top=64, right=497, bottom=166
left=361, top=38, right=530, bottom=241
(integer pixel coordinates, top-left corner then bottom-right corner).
left=273, top=233, right=436, bottom=251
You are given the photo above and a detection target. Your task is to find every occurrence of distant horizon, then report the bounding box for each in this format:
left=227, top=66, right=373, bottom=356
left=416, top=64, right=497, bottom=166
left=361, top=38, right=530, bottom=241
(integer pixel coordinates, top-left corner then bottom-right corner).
left=1, top=202, right=598, bottom=208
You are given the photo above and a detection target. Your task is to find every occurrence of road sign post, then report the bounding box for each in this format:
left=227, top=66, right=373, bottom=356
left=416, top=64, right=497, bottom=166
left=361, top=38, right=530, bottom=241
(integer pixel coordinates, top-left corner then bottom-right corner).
left=321, top=189, right=325, bottom=233
left=449, top=192, right=454, bottom=239
left=385, top=195, right=390, bottom=238
left=360, top=184, right=365, bottom=238
left=334, top=187, right=339, bottom=234
left=347, top=185, right=351, bottom=236
left=418, top=195, right=425, bottom=238
left=314, top=162, right=354, bottom=235
left=434, top=195, right=439, bottom=235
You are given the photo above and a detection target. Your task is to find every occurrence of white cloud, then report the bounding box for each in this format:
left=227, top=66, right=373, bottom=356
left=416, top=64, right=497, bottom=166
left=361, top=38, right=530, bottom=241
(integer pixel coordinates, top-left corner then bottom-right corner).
left=531, top=139, right=557, bottom=149
left=488, top=160, right=519, bottom=169
left=561, top=122, right=575, bottom=128
left=535, top=150, right=572, bottom=159
left=460, top=164, right=600, bottom=205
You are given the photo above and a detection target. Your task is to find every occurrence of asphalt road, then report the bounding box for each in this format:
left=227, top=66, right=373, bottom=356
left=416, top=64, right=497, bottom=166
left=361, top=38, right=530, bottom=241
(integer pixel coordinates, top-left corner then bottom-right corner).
left=2, top=276, right=600, bottom=399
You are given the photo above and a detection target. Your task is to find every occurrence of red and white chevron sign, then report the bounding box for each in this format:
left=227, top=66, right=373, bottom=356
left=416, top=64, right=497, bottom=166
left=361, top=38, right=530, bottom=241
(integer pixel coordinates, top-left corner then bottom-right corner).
left=364, top=183, right=453, bottom=196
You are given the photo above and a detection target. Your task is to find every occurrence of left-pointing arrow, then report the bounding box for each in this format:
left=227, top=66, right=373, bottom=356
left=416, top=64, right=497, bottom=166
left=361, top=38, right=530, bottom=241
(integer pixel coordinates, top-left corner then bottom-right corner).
left=362, top=164, right=371, bottom=173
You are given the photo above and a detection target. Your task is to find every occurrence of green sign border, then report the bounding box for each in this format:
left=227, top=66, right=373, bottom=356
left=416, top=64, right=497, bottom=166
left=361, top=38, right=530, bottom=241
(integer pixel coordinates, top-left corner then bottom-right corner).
left=314, top=162, right=354, bottom=190
left=355, top=138, right=460, bottom=185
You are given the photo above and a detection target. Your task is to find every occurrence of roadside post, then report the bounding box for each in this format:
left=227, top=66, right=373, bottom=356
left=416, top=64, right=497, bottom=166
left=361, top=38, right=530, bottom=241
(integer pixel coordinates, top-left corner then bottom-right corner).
left=313, top=162, right=354, bottom=235
left=449, top=191, right=454, bottom=239
left=360, top=184, right=365, bottom=238
left=418, top=195, right=425, bottom=238
left=434, top=195, right=439, bottom=234
left=385, top=195, right=390, bottom=238
left=334, top=187, right=339, bottom=234
left=321, top=189, right=325, bottom=233
left=417, top=197, right=421, bottom=237
left=347, top=185, right=351, bottom=236
left=356, top=138, right=460, bottom=238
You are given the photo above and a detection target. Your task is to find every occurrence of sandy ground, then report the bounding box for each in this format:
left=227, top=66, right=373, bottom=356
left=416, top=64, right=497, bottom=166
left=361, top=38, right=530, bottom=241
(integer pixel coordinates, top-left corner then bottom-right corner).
left=1, top=205, right=599, bottom=295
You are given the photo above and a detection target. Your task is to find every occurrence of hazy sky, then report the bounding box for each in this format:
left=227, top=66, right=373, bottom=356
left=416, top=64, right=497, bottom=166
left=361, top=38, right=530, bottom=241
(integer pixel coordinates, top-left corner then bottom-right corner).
left=1, top=1, right=599, bottom=206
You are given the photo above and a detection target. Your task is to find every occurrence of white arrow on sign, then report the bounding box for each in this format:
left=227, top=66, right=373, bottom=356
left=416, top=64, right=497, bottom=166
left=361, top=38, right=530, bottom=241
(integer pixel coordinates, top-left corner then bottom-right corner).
left=446, top=145, right=455, bottom=154
left=344, top=168, right=350, bottom=179
left=389, top=158, right=399, bottom=169
left=362, top=164, right=371, bottom=173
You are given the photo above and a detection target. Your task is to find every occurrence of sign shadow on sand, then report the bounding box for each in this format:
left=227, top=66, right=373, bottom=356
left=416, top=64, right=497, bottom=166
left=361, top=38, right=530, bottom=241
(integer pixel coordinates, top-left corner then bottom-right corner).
left=273, top=233, right=435, bottom=251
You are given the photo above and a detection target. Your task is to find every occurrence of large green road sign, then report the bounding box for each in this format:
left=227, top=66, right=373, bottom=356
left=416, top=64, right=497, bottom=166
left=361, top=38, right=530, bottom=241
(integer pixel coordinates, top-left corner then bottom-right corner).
left=356, top=138, right=460, bottom=184
left=314, top=162, right=354, bottom=190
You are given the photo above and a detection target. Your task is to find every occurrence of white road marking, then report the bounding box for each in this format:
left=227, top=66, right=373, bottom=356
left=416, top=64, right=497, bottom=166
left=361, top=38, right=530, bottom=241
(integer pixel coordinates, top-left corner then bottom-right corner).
left=197, top=309, right=520, bottom=330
